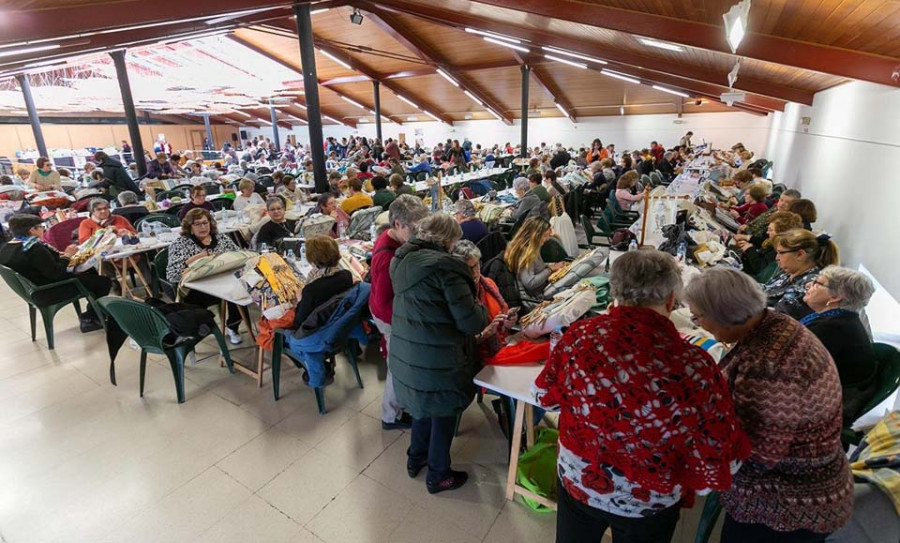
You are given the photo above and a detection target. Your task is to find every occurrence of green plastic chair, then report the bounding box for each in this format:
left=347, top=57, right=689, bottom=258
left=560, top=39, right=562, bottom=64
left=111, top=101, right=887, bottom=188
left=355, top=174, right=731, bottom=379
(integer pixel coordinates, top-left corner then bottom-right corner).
left=0, top=264, right=99, bottom=350
left=580, top=215, right=611, bottom=247
left=693, top=491, right=723, bottom=543
left=150, top=247, right=175, bottom=300
left=134, top=213, right=181, bottom=230
left=842, top=343, right=900, bottom=447
left=97, top=296, right=234, bottom=403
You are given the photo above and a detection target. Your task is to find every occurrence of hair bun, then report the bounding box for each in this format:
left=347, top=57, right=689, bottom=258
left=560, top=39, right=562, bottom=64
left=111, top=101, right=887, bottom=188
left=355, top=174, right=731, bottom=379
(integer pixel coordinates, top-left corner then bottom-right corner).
left=817, top=233, right=831, bottom=245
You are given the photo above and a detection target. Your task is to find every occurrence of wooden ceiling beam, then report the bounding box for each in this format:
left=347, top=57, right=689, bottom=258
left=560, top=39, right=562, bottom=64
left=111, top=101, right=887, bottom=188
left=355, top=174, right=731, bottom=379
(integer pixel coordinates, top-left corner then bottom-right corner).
left=467, top=0, right=900, bottom=89
left=376, top=0, right=785, bottom=112
left=360, top=4, right=512, bottom=125
left=512, top=51, right=577, bottom=122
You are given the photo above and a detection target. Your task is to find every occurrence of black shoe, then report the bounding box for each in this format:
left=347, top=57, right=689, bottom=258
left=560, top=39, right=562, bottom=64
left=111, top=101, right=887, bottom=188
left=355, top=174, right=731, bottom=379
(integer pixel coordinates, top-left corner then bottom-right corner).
left=407, top=458, right=427, bottom=478
left=79, top=318, right=103, bottom=333
left=381, top=412, right=412, bottom=431
left=426, top=470, right=468, bottom=494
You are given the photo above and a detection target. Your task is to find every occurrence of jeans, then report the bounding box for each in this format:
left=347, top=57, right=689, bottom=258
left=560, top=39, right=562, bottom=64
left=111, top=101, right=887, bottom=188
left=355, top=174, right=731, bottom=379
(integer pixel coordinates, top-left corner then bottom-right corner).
left=408, top=415, right=457, bottom=484
left=556, top=481, right=680, bottom=543
left=721, top=514, right=828, bottom=543
left=373, top=317, right=403, bottom=423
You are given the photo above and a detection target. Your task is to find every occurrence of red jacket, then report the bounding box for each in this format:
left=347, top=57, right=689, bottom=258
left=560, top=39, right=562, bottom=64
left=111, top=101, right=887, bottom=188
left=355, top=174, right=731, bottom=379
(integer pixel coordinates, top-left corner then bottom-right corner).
left=368, top=230, right=402, bottom=323
left=733, top=201, right=768, bottom=224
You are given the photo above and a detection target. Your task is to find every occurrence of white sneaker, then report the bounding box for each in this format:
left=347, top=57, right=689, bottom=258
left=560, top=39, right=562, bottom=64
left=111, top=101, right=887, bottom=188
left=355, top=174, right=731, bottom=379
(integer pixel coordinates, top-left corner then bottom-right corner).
left=226, top=328, right=243, bottom=345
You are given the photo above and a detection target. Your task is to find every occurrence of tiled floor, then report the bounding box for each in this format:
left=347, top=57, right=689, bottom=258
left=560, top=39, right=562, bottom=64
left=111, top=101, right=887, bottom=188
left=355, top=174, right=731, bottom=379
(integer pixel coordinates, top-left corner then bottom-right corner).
left=0, top=285, right=719, bottom=543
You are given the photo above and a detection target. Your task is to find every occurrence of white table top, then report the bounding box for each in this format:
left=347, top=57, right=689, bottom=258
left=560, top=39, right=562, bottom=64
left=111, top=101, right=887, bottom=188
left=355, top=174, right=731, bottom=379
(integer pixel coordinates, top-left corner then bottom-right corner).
left=183, top=272, right=253, bottom=306
left=412, top=168, right=507, bottom=192
left=473, top=364, right=544, bottom=406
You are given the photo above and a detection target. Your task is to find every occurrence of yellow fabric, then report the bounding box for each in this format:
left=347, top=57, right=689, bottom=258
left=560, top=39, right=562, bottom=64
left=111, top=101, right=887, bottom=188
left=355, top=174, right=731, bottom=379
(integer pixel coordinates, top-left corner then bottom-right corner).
left=340, top=192, right=374, bottom=215
left=851, top=411, right=900, bottom=515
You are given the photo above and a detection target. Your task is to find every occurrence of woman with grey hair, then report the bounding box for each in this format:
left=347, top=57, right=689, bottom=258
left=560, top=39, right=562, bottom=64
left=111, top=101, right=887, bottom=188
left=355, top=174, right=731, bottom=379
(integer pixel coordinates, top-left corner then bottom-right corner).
left=77, top=197, right=137, bottom=243
left=113, top=190, right=149, bottom=225
left=683, top=268, right=852, bottom=542
left=533, top=250, right=748, bottom=543
left=511, top=176, right=545, bottom=221
left=389, top=213, right=490, bottom=494
left=802, top=266, right=877, bottom=424
left=455, top=199, right=488, bottom=243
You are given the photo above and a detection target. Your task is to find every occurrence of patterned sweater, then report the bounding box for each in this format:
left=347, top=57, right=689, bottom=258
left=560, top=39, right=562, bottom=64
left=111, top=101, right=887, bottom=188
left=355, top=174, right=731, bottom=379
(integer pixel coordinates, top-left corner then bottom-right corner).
left=532, top=306, right=749, bottom=517
left=720, top=310, right=853, bottom=533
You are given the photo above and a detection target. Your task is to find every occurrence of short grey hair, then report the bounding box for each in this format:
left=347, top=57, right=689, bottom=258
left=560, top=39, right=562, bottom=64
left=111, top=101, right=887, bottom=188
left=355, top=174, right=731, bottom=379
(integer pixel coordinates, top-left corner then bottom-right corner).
left=117, top=190, right=139, bottom=206
left=819, top=266, right=875, bottom=312
left=452, top=239, right=482, bottom=262
left=513, top=177, right=529, bottom=192
left=388, top=194, right=429, bottom=230
left=455, top=198, right=477, bottom=218
left=415, top=212, right=462, bottom=249
left=88, top=197, right=110, bottom=214
left=682, top=268, right=767, bottom=325
left=610, top=249, right=682, bottom=307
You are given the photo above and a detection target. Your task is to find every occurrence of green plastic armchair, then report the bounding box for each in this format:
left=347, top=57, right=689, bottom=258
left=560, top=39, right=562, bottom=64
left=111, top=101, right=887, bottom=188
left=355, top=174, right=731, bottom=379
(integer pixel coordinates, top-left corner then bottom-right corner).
left=0, top=264, right=99, bottom=350
left=842, top=343, right=900, bottom=447
left=693, top=491, right=723, bottom=543
left=97, top=296, right=234, bottom=403
left=150, top=247, right=175, bottom=300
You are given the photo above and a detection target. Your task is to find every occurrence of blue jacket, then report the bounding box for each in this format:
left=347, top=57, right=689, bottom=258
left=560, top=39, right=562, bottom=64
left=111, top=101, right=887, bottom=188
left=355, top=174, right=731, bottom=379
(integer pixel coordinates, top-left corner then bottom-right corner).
left=407, top=162, right=432, bottom=174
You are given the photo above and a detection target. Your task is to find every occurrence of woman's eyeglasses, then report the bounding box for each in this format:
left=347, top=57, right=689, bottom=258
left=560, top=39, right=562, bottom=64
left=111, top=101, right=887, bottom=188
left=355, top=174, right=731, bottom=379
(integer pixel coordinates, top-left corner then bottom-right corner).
left=775, top=248, right=800, bottom=255
left=192, top=220, right=210, bottom=227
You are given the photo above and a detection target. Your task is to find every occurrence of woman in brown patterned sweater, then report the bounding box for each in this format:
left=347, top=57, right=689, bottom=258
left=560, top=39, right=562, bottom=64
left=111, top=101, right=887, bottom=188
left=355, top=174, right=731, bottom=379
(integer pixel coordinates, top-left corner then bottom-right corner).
left=684, top=268, right=852, bottom=543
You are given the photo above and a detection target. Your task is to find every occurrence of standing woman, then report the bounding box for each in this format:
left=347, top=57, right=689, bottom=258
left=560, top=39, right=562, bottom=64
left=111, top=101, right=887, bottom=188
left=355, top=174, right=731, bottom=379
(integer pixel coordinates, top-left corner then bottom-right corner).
left=29, top=157, right=62, bottom=191
left=389, top=213, right=490, bottom=494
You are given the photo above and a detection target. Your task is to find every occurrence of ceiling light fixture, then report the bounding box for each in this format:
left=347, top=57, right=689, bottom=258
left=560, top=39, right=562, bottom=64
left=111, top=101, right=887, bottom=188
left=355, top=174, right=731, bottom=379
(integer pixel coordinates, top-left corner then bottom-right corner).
left=620, top=106, right=625, bottom=115
left=323, top=115, right=344, bottom=126
left=436, top=68, right=459, bottom=87
left=0, top=43, right=62, bottom=58
left=638, top=38, right=684, bottom=52
left=341, top=96, right=365, bottom=109
left=652, top=85, right=690, bottom=98
left=555, top=103, right=570, bottom=118
left=463, top=90, right=483, bottom=106
left=295, top=103, right=308, bottom=110
left=544, top=54, right=587, bottom=69
left=541, top=46, right=607, bottom=65
left=317, top=49, right=351, bottom=70
left=423, top=111, right=442, bottom=122
left=727, top=59, right=741, bottom=88
left=396, top=95, right=419, bottom=109
left=464, top=28, right=521, bottom=44
left=723, top=0, right=751, bottom=53
left=486, top=109, right=502, bottom=120
left=232, top=111, right=251, bottom=117
left=601, top=70, right=640, bottom=85
left=483, top=37, right=530, bottom=53
left=310, top=8, right=330, bottom=15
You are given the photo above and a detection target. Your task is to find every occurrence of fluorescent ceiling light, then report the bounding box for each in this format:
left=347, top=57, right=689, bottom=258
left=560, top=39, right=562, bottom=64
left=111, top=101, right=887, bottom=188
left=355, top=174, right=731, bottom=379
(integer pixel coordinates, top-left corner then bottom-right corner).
left=464, top=28, right=521, bottom=44
left=341, top=96, right=365, bottom=109
left=23, top=58, right=67, bottom=69
left=601, top=70, right=640, bottom=85
left=723, top=0, right=751, bottom=54
left=728, top=59, right=741, bottom=88
left=555, top=103, right=570, bottom=118
left=463, top=90, right=483, bottom=106
left=486, top=109, right=502, bottom=120
left=620, top=106, right=625, bottom=115
left=310, top=8, right=330, bottom=15
left=295, top=103, right=307, bottom=110
left=423, top=111, right=442, bottom=122
left=323, top=115, right=344, bottom=126
left=318, top=49, right=351, bottom=70
left=638, top=38, right=684, bottom=52
left=397, top=95, right=419, bottom=109
left=541, top=46, right=606, bottom=65
left=158, top=29, right=231, bottom=45
left=483, top=37, right=530, bottom=53
left=0, top=44, right=61, bottom=58
left=544, top=54, right=586, bottom=69
left=436, top=68, right=458, bottom=87
left=652, top=85, right=690, bottom=98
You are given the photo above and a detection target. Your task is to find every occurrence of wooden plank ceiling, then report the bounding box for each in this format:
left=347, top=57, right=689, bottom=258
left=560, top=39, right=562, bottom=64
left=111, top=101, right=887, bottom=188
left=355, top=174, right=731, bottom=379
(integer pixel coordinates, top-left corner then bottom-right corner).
left=0, top=0, right=897, bottom=125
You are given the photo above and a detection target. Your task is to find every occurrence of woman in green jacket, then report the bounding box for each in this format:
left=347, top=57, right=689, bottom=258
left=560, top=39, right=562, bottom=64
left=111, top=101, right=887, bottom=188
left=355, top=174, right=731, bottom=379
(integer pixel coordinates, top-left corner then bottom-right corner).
left=389, top=213, right=493, bottom=494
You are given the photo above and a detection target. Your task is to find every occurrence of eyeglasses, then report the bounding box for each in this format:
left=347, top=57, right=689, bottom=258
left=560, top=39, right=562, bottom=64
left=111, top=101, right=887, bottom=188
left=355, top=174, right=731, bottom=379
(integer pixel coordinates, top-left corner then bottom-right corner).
left=690, top=313, right=704, bottom=326
left=192, top=221, right=210, bottom=227
left=809, top=278, right=829, bottom=289
left=775, top=248, right=801, bottom=255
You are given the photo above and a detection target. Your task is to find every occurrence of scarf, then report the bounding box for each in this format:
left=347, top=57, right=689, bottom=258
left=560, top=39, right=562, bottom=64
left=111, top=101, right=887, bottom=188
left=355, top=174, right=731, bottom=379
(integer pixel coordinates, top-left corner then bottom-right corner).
left=477, top=275, right=508, bottom=315
left=12, top=235, right=41, bottom=251
left=799, top=307, right=853, bottom=326
left=307, top=265, right=341, bottom=283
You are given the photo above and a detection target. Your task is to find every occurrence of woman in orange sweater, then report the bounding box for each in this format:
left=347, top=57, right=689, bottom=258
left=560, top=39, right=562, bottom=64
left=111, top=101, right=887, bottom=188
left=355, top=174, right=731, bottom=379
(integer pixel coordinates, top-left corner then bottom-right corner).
left=78, top=197, right=136, bottom=243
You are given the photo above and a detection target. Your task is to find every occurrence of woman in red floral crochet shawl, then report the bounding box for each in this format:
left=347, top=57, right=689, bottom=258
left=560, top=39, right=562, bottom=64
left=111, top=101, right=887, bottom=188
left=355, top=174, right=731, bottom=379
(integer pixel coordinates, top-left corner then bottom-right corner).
left=532, top=249, right=749, bottom=543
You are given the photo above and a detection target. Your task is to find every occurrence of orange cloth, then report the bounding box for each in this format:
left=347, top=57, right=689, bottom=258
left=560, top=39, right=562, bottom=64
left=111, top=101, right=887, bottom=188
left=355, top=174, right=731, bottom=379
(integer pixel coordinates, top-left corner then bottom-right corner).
left=488, top=339, right=550, bottom=366
left=256, top=309, right=296, bottom=351
left=77, top=215, right=136, bottom=243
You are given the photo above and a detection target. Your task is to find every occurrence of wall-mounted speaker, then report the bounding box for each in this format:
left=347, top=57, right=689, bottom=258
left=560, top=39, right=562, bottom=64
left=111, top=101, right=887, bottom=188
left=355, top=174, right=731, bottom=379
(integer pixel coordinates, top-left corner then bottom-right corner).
left=231, top=133, right=238, bottom=142
left=240, top=130, right=248, bottom=140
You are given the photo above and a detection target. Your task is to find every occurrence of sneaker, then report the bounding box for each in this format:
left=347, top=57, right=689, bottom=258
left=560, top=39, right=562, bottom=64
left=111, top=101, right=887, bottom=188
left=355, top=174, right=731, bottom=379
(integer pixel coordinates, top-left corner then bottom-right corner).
left=426, top=470, right=468, bottom=494
left=381, top=412, right=412, bottom=431
left=407, top=458, right=427, bottom=478
left=226, top=328, right=243, bottom=345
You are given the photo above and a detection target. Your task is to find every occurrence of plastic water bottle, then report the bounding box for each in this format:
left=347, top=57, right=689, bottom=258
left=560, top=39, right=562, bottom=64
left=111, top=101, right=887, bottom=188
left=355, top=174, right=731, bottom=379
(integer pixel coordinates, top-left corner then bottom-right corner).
left=676, top=241, right=687, bottom=263
left=549, top=326, right=563, bottom=353
left=259, top=242, right=269, bottom=254
left=370, top=223, right=377, bottom=241
left=299, top=243, right=307, bottom=265
left=628, top=239, right=638, bottom=252
left=141, top=221, right=152, bottom=238
left=284, top=249, right=296, bottom=263
left=338, top=222, right=347, bottom=240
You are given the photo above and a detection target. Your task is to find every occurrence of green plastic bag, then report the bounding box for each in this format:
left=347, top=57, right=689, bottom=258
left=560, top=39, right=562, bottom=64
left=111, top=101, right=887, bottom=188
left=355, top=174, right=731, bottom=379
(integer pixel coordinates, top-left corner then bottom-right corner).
left=515, top=428, right=559, bottom=512
left=580, top=275, right=610, bottom=310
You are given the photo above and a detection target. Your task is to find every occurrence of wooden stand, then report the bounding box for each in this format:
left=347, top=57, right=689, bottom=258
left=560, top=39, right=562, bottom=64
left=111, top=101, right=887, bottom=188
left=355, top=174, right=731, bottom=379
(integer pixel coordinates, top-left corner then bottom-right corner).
left=505, top=401, right=558, bottom=510
left=638, top=191, right=691, bottom=247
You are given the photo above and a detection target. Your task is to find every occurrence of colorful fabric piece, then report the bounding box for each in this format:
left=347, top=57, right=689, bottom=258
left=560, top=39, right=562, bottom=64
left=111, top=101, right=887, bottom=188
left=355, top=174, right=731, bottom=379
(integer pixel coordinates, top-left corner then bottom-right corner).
left=850, top=411, right=900, bottom=515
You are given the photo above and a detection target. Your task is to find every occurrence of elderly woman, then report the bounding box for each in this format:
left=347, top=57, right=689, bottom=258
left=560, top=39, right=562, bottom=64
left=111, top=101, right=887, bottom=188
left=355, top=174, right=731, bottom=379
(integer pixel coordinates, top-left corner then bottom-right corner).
left=177, top=185, right=215, bottom=220
left=802, top=266, right=878, bottom=424
left=534, top=250, right=748, bottom=543
left=511, top=176, right=549, bottom=221
left=112, top=190, right=149, bottom=225
left=78, top=197, right=137, bottom=243
left=390, top=213, right=490, bottom=494
left=683, top=268, right=852, bottom=542
left=764, top=228, right=840, bottom=319
left=277, top=175, right=306, bottom=207
left=29, top=157, right=62, bottom=191
left=505, top=216, right=565, bottom=298
left=233, top=178, right=265, bottom=211
left=166, top=208, right=243, bottom=344
left=256, top=196, right=296, bottom=249
left=455, top=199, right=488, bottom=243
left=292, top=235, right=355, bottom=331
left=736, top=211, right=803, bottom=283
left=729, top=182, right=769, bottom=224
left=308, top=193, right=350, bottom=239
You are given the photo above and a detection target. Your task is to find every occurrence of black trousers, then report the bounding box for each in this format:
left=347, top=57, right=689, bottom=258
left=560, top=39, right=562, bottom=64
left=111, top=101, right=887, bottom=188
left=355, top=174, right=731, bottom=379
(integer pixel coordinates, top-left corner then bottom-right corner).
left=32, top=272, right=112, bottom=320
left=182, top=290, right=242, bottom=332
left=408, top=415, right=457, bottom=485
left=556, top=481, right=680, bottom=543
left=721, top=514, right=828, bottom=543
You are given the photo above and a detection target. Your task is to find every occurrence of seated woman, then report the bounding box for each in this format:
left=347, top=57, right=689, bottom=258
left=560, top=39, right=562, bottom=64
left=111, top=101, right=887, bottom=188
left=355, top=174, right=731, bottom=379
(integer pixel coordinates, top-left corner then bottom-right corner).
left=511, top=177, right=546, bottom=222
left=389, top=173, right=413, bottom=196
left=505, top=216, right=566, bottom=299
left=802, top=266, right=878, bottom=425
left=233, top=178, right=265, bottom=212
left=371, top=176, right=396, bottom=209
left=177, top=185, right=215, bottom=220
left=78, top=197, right=137, bottom=243
left=614, top=170, right=645, bottom=211
left=0, top=214, right=111, bottom=332
left=788, top=198, right=817, bottom=230
left=166, top=208, right=243, bottom=344
left=276, top=175, right=306, bottom=207
left=455, top=199, right=488, bottom=243
left=683, top=268, right=852, bottom=541
left=764, top=228, right=840, bottom=320
left=308, top=193, right=351, bottom=239
left=340, top=178, right=374, bottom=215
left=736, top=210, right=803, bottom=283
left=112, top=190, right=149, bottom=225
left=729, top=182, right=769, bottom=224
left=256, top=196, right=297, bottom=249
left=293, top=235, right=355, bottom=334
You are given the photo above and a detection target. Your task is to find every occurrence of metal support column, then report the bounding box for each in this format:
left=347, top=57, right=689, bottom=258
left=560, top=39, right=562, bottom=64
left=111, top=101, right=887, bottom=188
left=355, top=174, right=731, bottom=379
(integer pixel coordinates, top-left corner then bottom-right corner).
left=110, top=50, right=147, bottom=176
left=15, top=74, right=48, bottom=159
left=520, top=65, right=530, bottom=158
left=203, top=114, right=214, bottom=149
left=373, top=80, right=383, bottom=143
left=294, top=3, right=327, bottom=193
left=269, top=100, right=281, bottom=150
